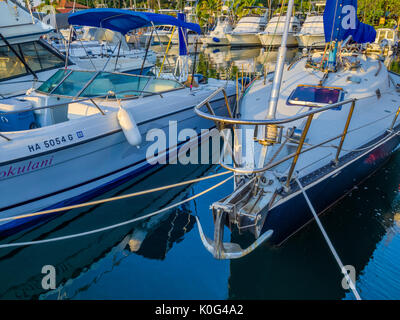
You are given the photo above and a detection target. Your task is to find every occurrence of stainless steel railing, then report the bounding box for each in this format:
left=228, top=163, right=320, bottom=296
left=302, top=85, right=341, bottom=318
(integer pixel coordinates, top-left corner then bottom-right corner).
left=195, top=86, right=400, bottom=187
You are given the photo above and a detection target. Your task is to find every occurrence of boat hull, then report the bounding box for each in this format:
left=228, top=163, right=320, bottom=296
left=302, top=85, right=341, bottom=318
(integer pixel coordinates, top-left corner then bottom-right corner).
left=258, top=33, right=298, bottom=47
left=203, top=36, right=230, bottom=46
left=0, top=95, right=235, bottom=235
left=296, top=34, right=326, bottom=48
left=227, top=33, right=261, bottom=47
left=259, top=128, right=400, bottom=245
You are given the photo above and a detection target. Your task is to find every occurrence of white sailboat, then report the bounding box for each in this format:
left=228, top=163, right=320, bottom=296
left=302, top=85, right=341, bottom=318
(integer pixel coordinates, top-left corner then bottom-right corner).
left=194, top=0, right=400, bottom=262
left=0, top=9, right=236, bottom=235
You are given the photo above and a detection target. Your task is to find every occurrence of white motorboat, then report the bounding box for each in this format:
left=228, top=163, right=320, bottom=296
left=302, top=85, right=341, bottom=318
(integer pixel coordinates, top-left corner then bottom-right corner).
left=194, top=0, right=400, bottom=263
left=140, top=25, right=175, bottom=45
left=203, top=15, right=234, bottom=46
left=0, top=0, right=67, bottom=98
left=139, top=9, right=180, bottom=45
left=258, top=14, right=300, bottom=47
left=366, top=28, right=400, bottom=58
left=0, top=9, right=237, bottom=235
left=296, top=1, right=326, bottom=48
left=53, top=27, right=157, bottom=74
left=227, top=7, right=269, bottom=47
left=171, top=3, right=201, bottom=46
left=171, top=29, right=200, bottom=45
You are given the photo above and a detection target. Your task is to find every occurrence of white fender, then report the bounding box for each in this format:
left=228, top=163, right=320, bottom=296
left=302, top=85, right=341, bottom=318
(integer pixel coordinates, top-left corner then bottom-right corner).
left=117, top=106, right=142, bottom=147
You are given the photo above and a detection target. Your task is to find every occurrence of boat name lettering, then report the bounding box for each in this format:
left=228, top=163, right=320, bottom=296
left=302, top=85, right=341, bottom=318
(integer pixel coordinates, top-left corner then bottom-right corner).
left=0, top=156, right=54, bottom=180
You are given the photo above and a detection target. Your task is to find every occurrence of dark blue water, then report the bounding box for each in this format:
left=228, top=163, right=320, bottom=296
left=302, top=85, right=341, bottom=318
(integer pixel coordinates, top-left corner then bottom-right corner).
left=1, top=150, right=400, bottom=300
left=0, top=49, right=399, bottom=300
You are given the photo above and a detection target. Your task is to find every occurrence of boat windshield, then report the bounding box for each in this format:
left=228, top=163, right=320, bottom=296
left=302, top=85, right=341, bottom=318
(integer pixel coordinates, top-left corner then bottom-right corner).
left=287, top=85, right=344, bottom=108
left=37, top=69, right=184, bottom=99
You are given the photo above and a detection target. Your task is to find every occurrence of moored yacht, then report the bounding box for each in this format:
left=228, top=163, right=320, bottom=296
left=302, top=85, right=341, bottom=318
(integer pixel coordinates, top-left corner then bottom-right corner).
left=0, top=0, right=68, bottom=98
left=171, top=2, right=201, bottom=46
left=139, top=9, right=179, bottom=45
left=203, top=15, right=234, bottom=46
left=53, top=26, right=157, bottom=74
left=0, top=9, right=237, bottom=235
left=366, top=28, right=400, bottom=58
left=258, top=14, right=300, bottom=47
left=227, top=7, right=269, bottom=47
left=194, top=0, right=400, bottom=261
left=296, top=1, right=326, bottom=48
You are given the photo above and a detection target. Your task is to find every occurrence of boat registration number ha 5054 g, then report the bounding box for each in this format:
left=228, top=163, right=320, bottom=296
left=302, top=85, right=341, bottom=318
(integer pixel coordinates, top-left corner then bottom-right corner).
left=27, top=131, right=85, bottom=153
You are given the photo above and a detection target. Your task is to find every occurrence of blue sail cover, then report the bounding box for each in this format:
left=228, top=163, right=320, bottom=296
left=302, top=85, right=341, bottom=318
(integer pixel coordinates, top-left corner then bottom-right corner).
left=178, top=13, right=188, bottom=56
left=323, top=0, right=376, bottom=43
left=68, top=9, right=201, bottom=35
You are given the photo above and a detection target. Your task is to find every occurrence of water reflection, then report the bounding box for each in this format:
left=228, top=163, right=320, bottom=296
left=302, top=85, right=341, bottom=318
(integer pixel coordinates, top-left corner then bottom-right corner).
left=152, top=45, right=300, bottom=78
left=228, top=152, right=400, bottom=300
left=0, top=163, right=214, bottom=299
left=0, top=46, right=399, bottom=300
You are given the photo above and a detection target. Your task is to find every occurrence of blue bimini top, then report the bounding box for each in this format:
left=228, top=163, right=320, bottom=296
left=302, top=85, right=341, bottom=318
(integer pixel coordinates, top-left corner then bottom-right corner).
left=68, top=8, right=201, bottom=35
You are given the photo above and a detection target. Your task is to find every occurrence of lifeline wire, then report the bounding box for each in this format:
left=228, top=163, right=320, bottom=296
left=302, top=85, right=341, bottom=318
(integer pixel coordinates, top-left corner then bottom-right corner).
left=0, top=176, right=233, bottom=249
left=295, top=177, right=362, bottom=300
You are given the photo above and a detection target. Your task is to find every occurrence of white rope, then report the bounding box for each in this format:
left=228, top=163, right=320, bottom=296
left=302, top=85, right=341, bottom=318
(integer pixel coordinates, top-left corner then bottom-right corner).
left=295, top=177, right=362, bottom=300
left=0, top=175, right=233, bottom=249
left=0, top=171, right=232, bottom=224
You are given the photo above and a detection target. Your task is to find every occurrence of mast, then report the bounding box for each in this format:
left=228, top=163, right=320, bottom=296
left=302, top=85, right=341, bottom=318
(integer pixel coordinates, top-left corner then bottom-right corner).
left=266, top=0, right=295, bottom=119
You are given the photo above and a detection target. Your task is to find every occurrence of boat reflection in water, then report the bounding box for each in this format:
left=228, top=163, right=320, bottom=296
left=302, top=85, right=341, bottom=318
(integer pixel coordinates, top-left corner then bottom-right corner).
left=2, top=153, right=399, bottom=299
left=203, top=46, right=300, bottom=77
left=0, top=163, right=213, bottom=299
left=228, top=152, right=400, bottom=299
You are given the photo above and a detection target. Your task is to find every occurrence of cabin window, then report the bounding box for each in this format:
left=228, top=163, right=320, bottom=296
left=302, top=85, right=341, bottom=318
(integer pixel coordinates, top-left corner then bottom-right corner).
left=0, top=45, right=27, bottom=80
left=37, top=69, right=70, bottom=93
left=287, top=85, right=344, bottom=108
left=0, top=40, right=65, bottom=82
left=37, top=70, right=184, bottom=99
left=80, top=72, right=151, bottom=99
left=377, top=31, right=387, bottom=43
left=52, top=70, right=94, bottom=97
left=20, top=42, right=64, bottom=71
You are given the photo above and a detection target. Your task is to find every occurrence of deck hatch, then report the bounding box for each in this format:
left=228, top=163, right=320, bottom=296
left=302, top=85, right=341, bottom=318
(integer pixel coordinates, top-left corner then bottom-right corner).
left=287, top=85, right=344, bottom=109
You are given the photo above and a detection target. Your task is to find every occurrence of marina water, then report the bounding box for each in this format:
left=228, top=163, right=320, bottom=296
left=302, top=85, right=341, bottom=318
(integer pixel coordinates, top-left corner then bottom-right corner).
left=0, top=47, right=399, bottom=300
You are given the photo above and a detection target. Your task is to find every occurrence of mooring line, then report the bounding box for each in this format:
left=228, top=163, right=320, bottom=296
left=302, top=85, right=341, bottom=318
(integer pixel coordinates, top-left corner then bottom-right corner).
left=0, top=171, right=232, bottom=224
left=0, top=175, right=233, bottom=248
left=295, top=177, right=362, bottom=300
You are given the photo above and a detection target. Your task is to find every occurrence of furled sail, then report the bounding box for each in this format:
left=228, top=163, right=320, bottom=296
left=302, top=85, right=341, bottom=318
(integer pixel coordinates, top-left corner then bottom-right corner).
left=323, top=0, right=376, bottom=43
